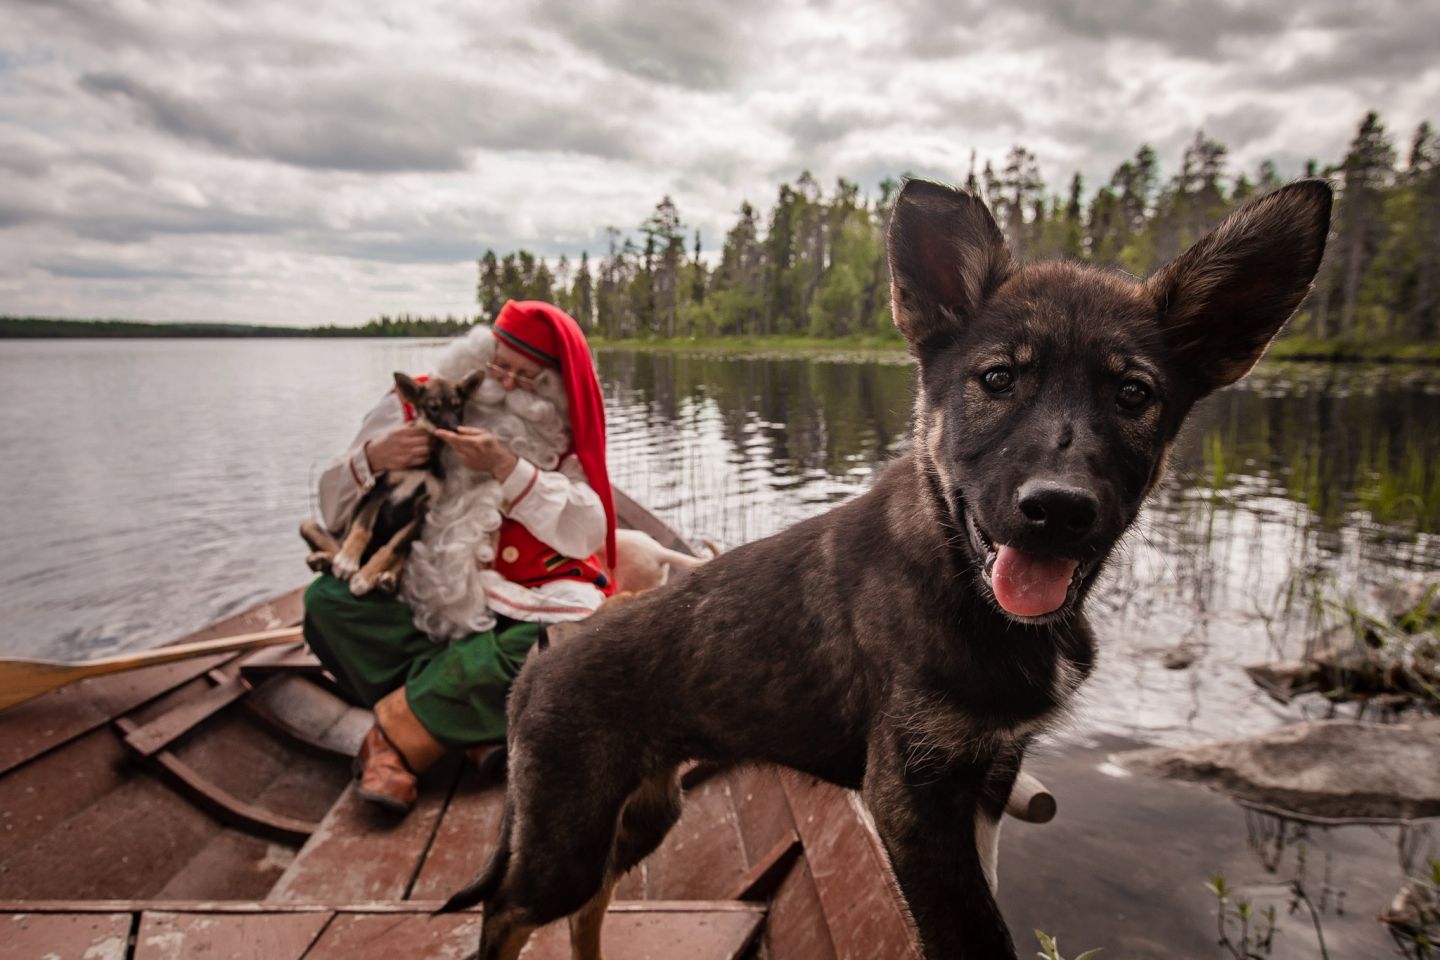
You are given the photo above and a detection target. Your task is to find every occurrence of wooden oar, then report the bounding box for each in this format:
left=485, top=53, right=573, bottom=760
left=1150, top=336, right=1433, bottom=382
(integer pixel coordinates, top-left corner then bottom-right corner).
left=0, top=625, right=304, bottom=713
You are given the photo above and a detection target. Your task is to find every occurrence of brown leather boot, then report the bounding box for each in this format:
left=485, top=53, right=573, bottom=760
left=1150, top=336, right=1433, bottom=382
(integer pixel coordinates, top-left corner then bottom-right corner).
left=355, top=725, right=418, bottom=813
left=355, top=688, right=447, bottom=814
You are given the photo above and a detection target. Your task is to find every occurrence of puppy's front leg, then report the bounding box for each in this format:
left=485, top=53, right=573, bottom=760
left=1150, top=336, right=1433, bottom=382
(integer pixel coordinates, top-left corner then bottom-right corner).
left=863, top=736, right=1016, bottom=960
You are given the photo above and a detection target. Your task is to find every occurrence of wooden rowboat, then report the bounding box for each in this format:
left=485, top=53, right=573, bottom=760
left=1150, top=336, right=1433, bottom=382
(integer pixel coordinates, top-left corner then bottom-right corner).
left=0, top=491, right=935, bottom=959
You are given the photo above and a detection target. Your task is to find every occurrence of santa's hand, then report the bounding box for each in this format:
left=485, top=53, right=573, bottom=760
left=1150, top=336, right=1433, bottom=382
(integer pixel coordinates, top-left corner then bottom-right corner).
left=365, top=425, right=433, bottom=473
left=436, top=426, right=519, bottom=480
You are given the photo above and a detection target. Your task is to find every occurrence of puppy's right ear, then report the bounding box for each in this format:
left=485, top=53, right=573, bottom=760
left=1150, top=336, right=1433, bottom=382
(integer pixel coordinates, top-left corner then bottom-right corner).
left=393, top=372, right=421, bottom=402
left=887, top=178, right=1012, bottom=355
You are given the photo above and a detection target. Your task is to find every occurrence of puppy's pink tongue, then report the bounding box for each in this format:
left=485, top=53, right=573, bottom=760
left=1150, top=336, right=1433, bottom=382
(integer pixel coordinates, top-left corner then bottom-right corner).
left=991, top=546, right=1077, bottom=617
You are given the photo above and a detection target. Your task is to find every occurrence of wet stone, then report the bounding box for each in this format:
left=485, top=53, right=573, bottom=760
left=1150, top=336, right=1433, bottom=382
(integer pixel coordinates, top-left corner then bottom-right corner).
left=1119, top=718, right=1440, bottom=821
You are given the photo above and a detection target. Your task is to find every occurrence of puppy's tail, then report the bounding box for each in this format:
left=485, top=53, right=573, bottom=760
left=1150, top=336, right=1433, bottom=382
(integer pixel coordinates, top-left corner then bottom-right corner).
left=436, top=800, right=512, bottom=914
left=700, top=537, right=722, bottom=559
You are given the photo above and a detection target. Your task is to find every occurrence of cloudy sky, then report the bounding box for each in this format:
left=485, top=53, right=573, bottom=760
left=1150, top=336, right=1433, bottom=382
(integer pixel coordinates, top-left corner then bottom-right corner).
left=3, top=0, right=1436, bottom=327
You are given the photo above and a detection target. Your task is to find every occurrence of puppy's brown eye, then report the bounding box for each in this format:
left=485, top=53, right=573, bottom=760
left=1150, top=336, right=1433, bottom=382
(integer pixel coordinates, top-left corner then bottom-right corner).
left=981, top=366, right=1014, bottom=394
left=1117, top=379, right=1151, bottom=410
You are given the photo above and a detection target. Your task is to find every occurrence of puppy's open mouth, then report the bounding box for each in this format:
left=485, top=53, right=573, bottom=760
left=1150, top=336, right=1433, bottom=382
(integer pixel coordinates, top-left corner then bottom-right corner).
left=966, top=511, right=1086, bottom=620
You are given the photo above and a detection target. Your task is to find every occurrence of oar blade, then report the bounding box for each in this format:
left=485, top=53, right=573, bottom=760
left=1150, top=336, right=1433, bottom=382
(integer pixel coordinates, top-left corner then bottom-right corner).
left=0, top=659, right=82, bottom=712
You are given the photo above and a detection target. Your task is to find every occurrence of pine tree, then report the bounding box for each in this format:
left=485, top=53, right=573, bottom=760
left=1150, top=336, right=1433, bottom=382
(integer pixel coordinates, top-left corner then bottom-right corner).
left=573, top=252, right=595, bottom=329
left=477, top=250, right=503, bottom=320
left=1338, top=111, right=1397, bottom=337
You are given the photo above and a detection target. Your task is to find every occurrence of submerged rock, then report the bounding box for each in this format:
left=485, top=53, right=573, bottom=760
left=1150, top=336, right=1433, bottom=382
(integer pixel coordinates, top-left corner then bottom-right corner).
left=1119, top=718, right=1440, bottom=821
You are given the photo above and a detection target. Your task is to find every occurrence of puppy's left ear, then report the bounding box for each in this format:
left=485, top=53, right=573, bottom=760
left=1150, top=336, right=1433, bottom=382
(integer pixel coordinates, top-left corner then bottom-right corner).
left=458, top=369, right=484, bottom=399
left=1148, top=179, right=1331, bottom=396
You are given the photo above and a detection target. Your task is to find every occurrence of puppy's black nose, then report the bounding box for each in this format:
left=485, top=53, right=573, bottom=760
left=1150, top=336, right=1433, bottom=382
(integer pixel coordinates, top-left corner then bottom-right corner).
left=1016, top=481, right=1098, bottom=537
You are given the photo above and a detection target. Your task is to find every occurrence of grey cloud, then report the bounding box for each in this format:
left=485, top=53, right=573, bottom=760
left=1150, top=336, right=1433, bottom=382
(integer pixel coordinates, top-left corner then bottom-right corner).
left=892, top=0, right=1292, bottom=60
left=1198, top=104, right=1285, bottom=152
left=537, top=0, right=767, bottom=90
left=1020, top=0, right=1289, bottom=58
left=79, top=72, right=470, bottom=172
left=316, top=232, right=489, bottom=266
left=41, top=258, right=208, bottom=281
left=1262, top=15, right=1440, bottom=87
left=79, top=66, right=646, bottom=172
left=0, top=202, right=42, bottom=228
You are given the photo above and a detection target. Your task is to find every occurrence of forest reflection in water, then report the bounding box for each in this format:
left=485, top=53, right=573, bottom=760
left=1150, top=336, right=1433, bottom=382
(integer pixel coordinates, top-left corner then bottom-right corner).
left=599, top=349, right=1439, bottom=744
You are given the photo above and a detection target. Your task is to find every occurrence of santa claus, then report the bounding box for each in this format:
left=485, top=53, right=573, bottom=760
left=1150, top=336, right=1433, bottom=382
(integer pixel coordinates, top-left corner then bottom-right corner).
left=304, top=301, right=615, bottom=814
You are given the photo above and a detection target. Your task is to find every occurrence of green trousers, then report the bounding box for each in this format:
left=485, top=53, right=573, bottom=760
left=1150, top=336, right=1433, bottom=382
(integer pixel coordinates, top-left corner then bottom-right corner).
left=302, top=575, right=541, bottom=746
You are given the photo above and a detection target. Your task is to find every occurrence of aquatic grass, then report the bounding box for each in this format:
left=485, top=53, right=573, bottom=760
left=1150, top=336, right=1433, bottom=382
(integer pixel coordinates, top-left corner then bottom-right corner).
left=1385, top=859, right=1440, bottom=959
left=1207, top=874, right=1280, bottom=959
left=1033, top=930, right=1100, bottom=960
left=1356, top=437, right=1438, bottom=532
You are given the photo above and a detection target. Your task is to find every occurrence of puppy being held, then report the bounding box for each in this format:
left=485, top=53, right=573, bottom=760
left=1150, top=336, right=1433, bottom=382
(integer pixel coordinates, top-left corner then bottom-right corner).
left=301, top=370, right=480, bottom=597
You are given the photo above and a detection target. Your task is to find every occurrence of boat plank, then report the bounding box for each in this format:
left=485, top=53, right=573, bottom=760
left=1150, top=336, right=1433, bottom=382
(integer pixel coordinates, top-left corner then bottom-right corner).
left=122, top=671, right=250, bottom=757
left=133, top=910, right=330, bottom=960
left=522, top=908, right=764, bottom=960
left=760, top=854, right=839, bottom=960
left=3, top=911, right=131, bottom=960
left=266, top=762, right=461, bottom=903
left=641, top=771, right=750, bottom=900
left=301, top=912, right=481, bottom=960
left=0, top=726, right=131, bottom=869
left=727, top=765, right=800, bottom=862
left=242, top=675, right=369, bottom=758
left=0, top=588, right=304, bottom=777
left=0, top=899, right=763, bottom=914
left=406, top=764, right=506, bottom=900
left=114, top=716, right=318, bottom=845
left=153, top=828, right=298, bottom=901
left=781, top=777, right=923, bottom=960
left=0, top=769, right=229, bottom=900
left=614, top=488, right=693, bottom=554
left=728, top=767, right=838, bottom=960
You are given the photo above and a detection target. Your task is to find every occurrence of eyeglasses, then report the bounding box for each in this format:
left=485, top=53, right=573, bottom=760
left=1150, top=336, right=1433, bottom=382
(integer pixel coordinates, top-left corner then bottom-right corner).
left=486, top=360, right=541, bottom=390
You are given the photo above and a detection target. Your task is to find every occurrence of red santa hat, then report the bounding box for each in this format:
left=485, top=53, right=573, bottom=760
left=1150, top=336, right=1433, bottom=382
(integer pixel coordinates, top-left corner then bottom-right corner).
left=493, top=300, right=615, bottom=574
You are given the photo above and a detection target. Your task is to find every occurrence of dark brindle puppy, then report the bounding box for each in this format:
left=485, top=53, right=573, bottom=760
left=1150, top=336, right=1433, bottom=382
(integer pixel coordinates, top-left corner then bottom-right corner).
left=301, top=370, right=480, bottom=596
left=441, top=179, right=1332, bottom=959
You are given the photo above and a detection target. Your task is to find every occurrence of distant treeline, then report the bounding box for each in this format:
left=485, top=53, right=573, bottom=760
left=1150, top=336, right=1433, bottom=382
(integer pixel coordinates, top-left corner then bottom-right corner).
left=0, top=314, right=480, bottom=338
left=479, top=110, right=1439, bottom=349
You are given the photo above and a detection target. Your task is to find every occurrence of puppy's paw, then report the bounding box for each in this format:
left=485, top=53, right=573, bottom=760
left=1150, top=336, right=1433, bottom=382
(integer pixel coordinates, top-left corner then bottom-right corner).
left=306, top=551, right=334, bottom=573
left=349, top=571, right=374, bottom=596
left=375, top=569, right=399, bottom=593
left=332, top=553, right=359, bottom=580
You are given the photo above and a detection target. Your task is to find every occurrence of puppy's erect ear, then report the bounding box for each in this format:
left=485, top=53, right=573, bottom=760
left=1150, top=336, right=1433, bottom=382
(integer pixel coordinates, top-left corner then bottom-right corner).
left=393, top=371, right=422, bottom=403
left=458, top=369, right=484, bottom=399
left=887, top=178, right=1012, bottom=354
left=1147, top=179, right=1332, bottom=395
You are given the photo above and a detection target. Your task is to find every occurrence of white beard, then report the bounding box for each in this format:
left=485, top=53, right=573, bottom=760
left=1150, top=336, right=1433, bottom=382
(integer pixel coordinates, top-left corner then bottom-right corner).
left=401, top=327, right=570, bottom=641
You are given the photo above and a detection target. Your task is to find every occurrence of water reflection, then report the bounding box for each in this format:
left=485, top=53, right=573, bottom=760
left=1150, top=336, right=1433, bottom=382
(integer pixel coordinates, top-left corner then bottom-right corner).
left=1, top=339, right=1434, bottom=748
left=597, top=349, right=1440, bottom=745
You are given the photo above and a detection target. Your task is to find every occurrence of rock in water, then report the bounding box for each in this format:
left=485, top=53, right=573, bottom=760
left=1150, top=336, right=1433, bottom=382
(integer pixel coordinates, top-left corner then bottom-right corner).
left=1119, top=718, right=1440, bottom=821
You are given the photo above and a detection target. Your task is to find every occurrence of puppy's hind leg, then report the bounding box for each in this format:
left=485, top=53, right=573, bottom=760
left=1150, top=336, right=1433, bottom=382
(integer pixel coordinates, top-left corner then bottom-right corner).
left=300, top=518, right=340, bottom=554
left=300, top=519, right=339, bottom=573
left=349, top=512, right=423, bottom=596
left=332, top=495, right=383, bottom=581
left=568, top=767, right=684, bottom=960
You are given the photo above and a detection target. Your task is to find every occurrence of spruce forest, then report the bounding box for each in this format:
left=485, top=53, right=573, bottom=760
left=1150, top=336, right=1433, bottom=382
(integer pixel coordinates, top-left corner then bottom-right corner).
left=476, top=111, right=1440, bottom=351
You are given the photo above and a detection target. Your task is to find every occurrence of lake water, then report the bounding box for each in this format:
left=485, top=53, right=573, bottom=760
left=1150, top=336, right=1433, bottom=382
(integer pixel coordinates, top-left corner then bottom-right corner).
left=2, top=337, right=1437, bottom=954
left=2, top=339, right=1437, bottom=750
